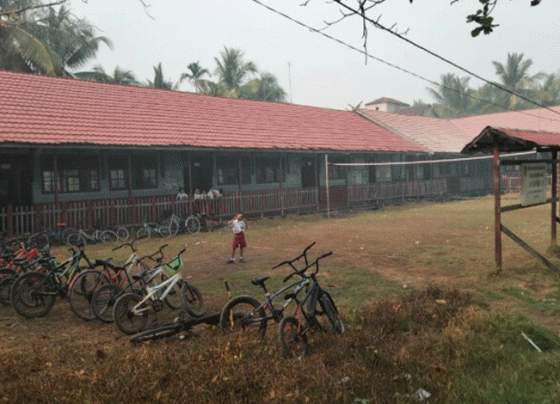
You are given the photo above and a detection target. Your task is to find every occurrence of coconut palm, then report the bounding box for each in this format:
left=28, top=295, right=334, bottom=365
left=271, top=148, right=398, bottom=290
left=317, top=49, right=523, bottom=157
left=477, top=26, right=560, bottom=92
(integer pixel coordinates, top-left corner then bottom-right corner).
left=240, top=72, right=286, bottom=102
left=146, top=63, right=177, bottom=90
left=74, top=64, right=138, bottom=85
left=214, top=47, right=257, bottom=96
left=491, top=53, right=543, bottom=110
left=32, top=6, right=113, bottom=76
left=427, top=73, right=475, bottom=117
left=537, top=72, right=560, bottom=107
left=0, top=0, right=60, bottom=74
left=180, top=61, right=210, bottom=93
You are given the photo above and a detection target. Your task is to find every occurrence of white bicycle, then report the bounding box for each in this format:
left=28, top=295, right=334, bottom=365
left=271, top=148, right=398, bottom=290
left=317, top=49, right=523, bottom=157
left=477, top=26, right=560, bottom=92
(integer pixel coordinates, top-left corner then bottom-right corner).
left=112, top=247, right=205, bottom=334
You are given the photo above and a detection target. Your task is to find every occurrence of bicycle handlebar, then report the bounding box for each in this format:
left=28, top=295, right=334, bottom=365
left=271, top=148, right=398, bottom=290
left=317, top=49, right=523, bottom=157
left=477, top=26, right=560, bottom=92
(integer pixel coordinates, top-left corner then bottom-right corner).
left=137, top=244, right=168, bottom=263
left=271, top=242, right=316, bottom=269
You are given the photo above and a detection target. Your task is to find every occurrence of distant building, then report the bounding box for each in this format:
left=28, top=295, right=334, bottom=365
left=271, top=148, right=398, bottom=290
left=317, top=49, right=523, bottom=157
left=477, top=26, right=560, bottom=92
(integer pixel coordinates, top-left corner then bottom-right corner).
left=364, top=97, right=409, bottom=113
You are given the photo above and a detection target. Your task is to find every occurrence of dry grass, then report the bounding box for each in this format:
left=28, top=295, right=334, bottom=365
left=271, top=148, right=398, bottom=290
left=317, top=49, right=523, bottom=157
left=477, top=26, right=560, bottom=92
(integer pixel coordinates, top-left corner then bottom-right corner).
left=2, top=196, right=560, bottom=403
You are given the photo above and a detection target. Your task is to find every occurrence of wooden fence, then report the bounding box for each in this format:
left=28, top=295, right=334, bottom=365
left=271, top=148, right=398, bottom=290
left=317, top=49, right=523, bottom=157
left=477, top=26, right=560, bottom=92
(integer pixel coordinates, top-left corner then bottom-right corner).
left=0, top=177, right=525, bottom=236
left=0, top=188, right=319, bottom=236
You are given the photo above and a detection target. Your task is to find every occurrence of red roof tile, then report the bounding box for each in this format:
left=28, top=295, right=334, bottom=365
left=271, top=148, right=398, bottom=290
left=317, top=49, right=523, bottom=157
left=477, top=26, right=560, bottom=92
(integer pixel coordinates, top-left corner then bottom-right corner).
left=462, top=126, right=560, bottom=153
left=0, top=70, right=422, bottom=153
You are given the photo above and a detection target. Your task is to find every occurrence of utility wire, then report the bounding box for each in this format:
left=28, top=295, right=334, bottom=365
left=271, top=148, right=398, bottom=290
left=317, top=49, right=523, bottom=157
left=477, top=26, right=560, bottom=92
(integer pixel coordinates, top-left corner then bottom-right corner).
left=251, top=0, right=560, bottom=124
left=332, top=0, right=560, bottom=116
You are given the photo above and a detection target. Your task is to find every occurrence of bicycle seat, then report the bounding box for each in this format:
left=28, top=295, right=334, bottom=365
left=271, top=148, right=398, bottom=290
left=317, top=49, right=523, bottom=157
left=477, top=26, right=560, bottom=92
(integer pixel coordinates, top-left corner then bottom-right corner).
left=284, top=293, right=298, bottom=301
left=251, top=276, right=269, bottom=287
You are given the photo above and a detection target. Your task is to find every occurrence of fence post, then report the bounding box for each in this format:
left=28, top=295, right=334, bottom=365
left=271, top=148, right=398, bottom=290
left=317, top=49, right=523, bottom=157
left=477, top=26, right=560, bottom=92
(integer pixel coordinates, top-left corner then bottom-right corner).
left=151, top=196, right=157, bottom=223
left=61, top=201, right=68, bottom=225
left=87, top=200, right=94, bottom=228
left=34, top=203, right=41, bottom=232
left=6, top=205, right=13, bottom=236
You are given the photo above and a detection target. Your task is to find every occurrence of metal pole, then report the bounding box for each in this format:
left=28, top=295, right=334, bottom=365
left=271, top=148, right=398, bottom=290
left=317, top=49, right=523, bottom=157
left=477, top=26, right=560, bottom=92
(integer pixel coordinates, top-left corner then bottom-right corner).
left=493, top=146, right=502, bottom=272
left=238, top=154, right=243, bottom=211
left=187, top=152, right=193, bottom=216
left=325, top=154, right=330, bottom=218
left=552, top=150, right=558, bottom=246
left=280, top=155, right=284, bottom=217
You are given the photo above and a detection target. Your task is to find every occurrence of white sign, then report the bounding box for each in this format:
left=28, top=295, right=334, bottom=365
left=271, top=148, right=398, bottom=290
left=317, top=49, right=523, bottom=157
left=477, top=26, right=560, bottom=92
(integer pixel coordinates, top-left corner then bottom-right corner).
left=521, top=163, right=548, bottom=206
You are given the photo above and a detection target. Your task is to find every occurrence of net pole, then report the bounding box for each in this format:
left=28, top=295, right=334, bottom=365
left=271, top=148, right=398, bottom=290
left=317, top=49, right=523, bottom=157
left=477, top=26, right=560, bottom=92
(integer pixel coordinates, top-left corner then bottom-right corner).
left=325, top=153, right=330, bottom=218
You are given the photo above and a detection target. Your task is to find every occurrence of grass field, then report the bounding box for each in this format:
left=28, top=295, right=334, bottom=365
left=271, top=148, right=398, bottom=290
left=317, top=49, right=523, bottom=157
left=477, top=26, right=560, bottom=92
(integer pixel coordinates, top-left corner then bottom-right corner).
left=1, top=195, right=560, bottom=403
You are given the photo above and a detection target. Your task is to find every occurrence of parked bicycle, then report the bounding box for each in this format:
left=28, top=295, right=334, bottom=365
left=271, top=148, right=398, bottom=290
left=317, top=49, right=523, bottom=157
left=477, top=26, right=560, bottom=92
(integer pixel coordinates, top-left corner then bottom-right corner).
left=10, top=244, right=94, bottom=318
left=219, top=242, right=339, bottom=341
left=161, top=212, right=201, bottom=236
left=27, top=223, right=75, bottom=247
left=276, top=249, right=345, bottom=358
left=112, top=246, right=205, bottom=334
left=66, top=227, right=119, bottom=247
left=136, top=222, right=173, bottom=239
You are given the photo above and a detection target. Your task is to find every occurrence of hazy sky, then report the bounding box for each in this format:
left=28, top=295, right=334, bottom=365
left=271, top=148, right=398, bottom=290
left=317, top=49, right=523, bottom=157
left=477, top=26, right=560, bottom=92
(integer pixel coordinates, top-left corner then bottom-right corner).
left=68, top=0, right=560, bottom=111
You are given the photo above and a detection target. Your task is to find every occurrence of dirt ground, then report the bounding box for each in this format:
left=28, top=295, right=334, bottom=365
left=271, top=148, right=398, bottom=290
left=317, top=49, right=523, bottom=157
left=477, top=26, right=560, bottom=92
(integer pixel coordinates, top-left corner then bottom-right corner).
left=2, top=197, right=560, bottom=365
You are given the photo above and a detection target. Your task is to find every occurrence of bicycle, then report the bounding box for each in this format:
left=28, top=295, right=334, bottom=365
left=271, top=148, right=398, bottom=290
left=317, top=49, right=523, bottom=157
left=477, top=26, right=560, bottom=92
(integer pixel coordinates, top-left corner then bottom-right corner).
left=277, top=250, right=345, bottom=359
left=112, top=247, right=205, bottom=334
left=162, top=212, right=201, bottom=236
left=136, top=222, right=172, bottom=240
left=219, top=242, right=323, bottom=339
left=10, top=244, right=94, bottom=318
left=27, top=223, right=75, bottom=247
left=90, top=240, right=163, bottom=323
left=66, top=227, right=119, bottom=247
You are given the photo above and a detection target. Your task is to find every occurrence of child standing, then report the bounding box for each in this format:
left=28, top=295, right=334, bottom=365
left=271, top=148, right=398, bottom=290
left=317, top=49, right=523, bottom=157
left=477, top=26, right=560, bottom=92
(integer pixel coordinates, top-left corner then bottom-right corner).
left=227, top=212, right=247, bottom=263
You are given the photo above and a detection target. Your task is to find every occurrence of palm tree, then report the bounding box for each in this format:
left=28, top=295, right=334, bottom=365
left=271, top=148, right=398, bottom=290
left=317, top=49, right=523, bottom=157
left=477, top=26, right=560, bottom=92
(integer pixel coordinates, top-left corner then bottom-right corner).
left=491, top=53, right=543, bottom=110
left=180, top=61, right=210, bottom=93
left=427, top=73, right=475, bottom=117
left=214, top=47, right=257, bottom=96
left=537, top=72, right=560, bottom=107
left=32, top=6, right=113, bottom=76
left=0, top=0, right=60, bottom=74
left=240, top=72, right=286, bottom=102
left=146, top=63, right=177, bottom=90
left=74, top=64, right=138, bottom=85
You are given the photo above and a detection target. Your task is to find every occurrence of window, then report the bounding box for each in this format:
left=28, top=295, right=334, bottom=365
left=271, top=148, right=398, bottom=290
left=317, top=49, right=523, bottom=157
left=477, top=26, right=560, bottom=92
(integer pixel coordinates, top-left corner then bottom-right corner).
left=375, top=156, right=391, bottom=182
left=328, top=156, right=346, bottom=181
left=110, top=168, right=127, bottom=190
left=140, top=168, right=157, bottom=189
left=40, top=155, right=99, bottom=193
left=216, top=156, right=251, bottom=185
left=132, top=156, right=158, bottom=189
left=256, top=157, right=281, bottom=183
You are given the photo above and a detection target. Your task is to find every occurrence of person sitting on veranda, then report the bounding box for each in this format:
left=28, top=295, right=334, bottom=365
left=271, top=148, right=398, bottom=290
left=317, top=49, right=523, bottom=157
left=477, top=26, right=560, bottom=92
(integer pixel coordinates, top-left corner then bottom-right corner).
left=176, top=187, right=188, bottom=201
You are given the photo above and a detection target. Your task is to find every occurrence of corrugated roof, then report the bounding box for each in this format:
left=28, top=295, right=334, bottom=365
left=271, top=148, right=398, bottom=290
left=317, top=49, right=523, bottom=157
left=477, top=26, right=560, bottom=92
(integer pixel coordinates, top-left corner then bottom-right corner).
left=0, top=70, right=422, bottom=153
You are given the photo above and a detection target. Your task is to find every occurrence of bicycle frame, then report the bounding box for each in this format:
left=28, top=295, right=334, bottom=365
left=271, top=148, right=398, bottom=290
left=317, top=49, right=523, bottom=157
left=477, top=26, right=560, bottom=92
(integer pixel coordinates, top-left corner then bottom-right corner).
left=130, top=270, right=182, bottom=315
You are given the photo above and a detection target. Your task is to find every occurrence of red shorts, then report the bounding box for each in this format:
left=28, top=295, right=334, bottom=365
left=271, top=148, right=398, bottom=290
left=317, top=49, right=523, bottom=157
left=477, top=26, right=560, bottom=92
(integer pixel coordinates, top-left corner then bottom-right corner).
left=232, top=232, right=247, bottom=248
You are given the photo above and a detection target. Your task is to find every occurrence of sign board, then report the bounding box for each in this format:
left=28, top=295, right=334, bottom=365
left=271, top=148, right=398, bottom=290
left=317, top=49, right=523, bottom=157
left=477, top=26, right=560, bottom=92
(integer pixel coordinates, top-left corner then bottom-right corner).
left=521, top=163, right=548, bottom=206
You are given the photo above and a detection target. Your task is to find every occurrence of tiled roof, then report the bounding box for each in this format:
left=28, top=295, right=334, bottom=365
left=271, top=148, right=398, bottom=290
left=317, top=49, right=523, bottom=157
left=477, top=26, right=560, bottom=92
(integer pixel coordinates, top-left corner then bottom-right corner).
left=360, top=106, right=560, bottom=154
left=359, top=109, right=472, bottom=153
left=452, top=107, right=560, bottom=139
left=0, top=70, right=422, bottom=153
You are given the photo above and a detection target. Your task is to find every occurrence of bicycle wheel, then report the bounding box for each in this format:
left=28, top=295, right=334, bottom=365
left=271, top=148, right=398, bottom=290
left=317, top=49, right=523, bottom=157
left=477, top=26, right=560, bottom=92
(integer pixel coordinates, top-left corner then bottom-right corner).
left=162, top=218, right=179, bottom=237
left=28, top=232, right=49, bottom=249
left=130, top=323, right=185, bottom=343
left=136, top=228, right=151, bottom=240
left=185, top=216, right=201, bottom=234
left=320, top=292, right=346, bottom=334
left=67, top=232, right=87, bottom=247
left=116, top=227, right=129, bottom=241
left=279, top=315, right=309, bottom=359
left=181, top=282, right=205, bottom=317
left=68, top=270, right=109, bottom=321
left=0, top=277, right=14, bottom=306
left=162, top=276, right=183, bottom=310
left=113, top=292, right=149, bottom=335
left=92, top=283, right=121, bottom=323
left=11, top=272, right=57, bottom=318
left=101, top=230, right=118, bottom=245
left=159, top=226, right=172, bottom=239
left=219, top=295, right=267, bottom=339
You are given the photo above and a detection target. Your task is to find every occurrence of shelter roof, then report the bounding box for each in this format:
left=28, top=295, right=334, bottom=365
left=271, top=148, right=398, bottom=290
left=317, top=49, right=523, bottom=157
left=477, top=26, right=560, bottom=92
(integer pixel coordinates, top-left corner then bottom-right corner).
left=461, top=126, right=560, bottom=154
left=365, top=97, right=409, bottom=107
left=0, top=70, right=422, bottom=153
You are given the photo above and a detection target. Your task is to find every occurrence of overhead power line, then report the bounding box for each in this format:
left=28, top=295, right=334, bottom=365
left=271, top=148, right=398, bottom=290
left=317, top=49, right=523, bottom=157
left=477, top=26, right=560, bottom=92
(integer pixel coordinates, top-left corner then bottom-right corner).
left=331, top=0, right=560, bottom=117
left=251, top=0, right=560, bottom=124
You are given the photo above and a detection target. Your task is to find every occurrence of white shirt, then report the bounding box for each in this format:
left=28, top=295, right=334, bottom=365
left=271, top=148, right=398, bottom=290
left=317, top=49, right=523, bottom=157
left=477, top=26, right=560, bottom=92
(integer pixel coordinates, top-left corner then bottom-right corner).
left=231, top=219, right=246, bottom=234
